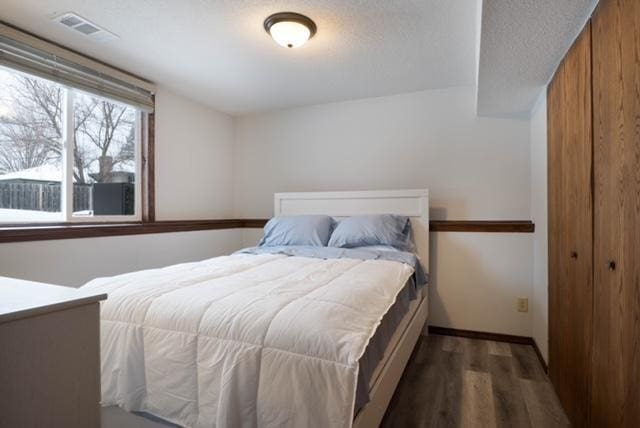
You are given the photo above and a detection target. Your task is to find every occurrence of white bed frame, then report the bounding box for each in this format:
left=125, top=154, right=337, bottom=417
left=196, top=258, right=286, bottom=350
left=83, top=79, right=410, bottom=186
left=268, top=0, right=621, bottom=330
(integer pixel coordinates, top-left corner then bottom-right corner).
left=274, top=189, right=430, bottom=428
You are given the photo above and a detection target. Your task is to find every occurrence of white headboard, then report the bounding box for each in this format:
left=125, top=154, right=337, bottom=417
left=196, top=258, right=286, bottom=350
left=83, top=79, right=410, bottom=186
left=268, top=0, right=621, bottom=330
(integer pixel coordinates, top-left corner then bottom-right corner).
left=274, top=189, right=429, bottom=269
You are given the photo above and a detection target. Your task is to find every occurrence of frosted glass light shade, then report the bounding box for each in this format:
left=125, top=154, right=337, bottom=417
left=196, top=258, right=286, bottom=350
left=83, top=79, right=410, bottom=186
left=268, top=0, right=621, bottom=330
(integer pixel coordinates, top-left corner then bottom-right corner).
left=269, top=21, right=311, bottom=48
left=264, top=12, right=317, bottom=49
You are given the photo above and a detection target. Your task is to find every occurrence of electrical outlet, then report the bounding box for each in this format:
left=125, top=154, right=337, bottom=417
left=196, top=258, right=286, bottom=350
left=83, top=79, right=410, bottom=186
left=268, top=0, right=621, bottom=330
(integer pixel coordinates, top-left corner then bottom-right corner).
left=517, top=298, right=529, bottom=312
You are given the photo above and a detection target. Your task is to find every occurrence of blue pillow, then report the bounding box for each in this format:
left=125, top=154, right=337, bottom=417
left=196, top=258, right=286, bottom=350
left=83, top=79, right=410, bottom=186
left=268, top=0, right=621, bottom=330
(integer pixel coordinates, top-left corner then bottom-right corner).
left=328, top=214, right=415, bottom=252
left=259, top=215, right=336, bottom=247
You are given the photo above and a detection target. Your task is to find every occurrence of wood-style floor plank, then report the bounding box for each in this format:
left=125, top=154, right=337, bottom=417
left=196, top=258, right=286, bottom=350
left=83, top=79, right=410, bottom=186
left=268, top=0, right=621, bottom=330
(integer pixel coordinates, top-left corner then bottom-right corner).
left=488, top=355, right=531, bottom=428
left=382, top=334, right=568, bottom=428
left=463, top=338, right=490, bottom=372
left=441, top=335, right=465, bottom=353
left=433, top=351, right=464, bottom=428
left=487, top=341, right=512, bottom=357
left=460, top=370, right=496, bottom=427
left=510, top=344, right=546, bottom=381
left=520, top=379, right=570, bottom=427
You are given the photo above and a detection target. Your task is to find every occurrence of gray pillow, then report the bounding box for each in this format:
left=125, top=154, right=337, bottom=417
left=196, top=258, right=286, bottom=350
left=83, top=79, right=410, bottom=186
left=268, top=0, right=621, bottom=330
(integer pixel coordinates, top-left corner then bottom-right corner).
left=259, top=215, right=336, bottom=247
left=328, top=214, right=415, bottom=252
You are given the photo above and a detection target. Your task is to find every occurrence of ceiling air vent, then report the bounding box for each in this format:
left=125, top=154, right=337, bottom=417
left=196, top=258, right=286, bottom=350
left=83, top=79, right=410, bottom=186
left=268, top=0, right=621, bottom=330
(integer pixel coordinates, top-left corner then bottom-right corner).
left=52, top=12, right=119, bottom=42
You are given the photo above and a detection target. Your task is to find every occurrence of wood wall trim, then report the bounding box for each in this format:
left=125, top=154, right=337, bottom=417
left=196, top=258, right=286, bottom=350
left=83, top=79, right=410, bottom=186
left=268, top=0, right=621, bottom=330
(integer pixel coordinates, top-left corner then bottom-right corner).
left=242, top=219, right=269, bottom=228
left=428, top=326, right=548, bottom=373
left=0, top=219, right=535, bottom=244
left=429, top=220, right=534, bottom=233
left=531, top=338, right=549, bottom=373
left=0, top=220, right=245, bottom=244
left=235, top=219, right=535, bottom=232
left=428, top=325, right=533, bottom=345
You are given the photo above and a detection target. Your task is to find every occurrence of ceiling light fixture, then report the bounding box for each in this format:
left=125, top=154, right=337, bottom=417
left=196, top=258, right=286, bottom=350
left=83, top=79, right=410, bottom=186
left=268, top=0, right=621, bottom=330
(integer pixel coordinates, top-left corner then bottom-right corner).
left=263, top=12, right=317, bottom=49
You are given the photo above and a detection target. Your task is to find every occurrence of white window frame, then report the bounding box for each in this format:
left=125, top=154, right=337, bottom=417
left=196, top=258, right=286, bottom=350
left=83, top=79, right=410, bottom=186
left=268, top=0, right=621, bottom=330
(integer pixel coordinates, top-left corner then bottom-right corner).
left=64, top=88, right=143, bottom=223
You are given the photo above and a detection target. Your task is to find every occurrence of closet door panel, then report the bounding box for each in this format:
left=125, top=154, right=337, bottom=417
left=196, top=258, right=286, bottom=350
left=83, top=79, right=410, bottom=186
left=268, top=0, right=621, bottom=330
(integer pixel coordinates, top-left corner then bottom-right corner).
left=547, top=23, right=593, bottom=428
left=592, top=0, right=640, bottom=425
left=547, top=51, right=569, bottom=419
left=561, top=27, right=594, bottom=428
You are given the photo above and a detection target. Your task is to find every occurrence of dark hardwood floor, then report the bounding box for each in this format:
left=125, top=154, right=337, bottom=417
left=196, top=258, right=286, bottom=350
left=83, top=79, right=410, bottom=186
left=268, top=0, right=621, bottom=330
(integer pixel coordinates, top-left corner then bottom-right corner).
left=382, top=334, right=569, bottom=428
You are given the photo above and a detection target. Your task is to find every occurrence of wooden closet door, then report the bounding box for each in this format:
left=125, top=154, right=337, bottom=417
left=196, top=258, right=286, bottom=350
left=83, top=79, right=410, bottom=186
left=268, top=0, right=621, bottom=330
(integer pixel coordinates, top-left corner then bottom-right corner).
left=547, top=22, right=593, bottom=428
left=592, top=0, right=640, bottom=425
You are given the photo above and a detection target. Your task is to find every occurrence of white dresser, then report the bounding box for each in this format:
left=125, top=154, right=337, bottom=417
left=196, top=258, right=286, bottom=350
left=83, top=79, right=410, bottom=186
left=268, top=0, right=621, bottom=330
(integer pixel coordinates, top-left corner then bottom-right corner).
left=0, top=277, right=106, bottom=428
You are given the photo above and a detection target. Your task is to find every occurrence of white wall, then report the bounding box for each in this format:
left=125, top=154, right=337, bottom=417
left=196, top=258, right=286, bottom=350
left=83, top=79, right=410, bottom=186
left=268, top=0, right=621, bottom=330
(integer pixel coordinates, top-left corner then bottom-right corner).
left=233, top=87, right=530, bottom=220
left=530, top=94, right=548, bottom=360
left=0, top=86, right=242, bottom=287
left=429, top=232, right=533, bottom=336
left=234, top=86, right=535, bottom=336
left=0, top=229, right=242, bottom=287
left=155, top=87, right=235, bottom=219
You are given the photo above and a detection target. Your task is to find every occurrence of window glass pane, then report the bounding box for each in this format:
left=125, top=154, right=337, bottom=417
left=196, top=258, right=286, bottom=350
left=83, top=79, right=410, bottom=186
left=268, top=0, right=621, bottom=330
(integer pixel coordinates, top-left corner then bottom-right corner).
left=73, top=91, right=137, bottom=217
left=0, top=66, right=64, bottom=222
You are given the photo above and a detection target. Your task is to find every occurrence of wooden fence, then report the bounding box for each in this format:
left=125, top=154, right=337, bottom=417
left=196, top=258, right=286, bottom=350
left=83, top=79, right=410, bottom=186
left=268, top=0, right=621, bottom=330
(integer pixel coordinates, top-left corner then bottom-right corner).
left=0, top=182, right=92, bottom=213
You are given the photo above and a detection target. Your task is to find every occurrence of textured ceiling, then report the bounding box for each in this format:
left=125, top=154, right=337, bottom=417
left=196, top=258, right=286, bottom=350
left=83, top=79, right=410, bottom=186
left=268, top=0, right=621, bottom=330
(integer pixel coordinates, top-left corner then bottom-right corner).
left=1, top=0, right=478, bottom=115
left=477, top=0, right=598, bottom=117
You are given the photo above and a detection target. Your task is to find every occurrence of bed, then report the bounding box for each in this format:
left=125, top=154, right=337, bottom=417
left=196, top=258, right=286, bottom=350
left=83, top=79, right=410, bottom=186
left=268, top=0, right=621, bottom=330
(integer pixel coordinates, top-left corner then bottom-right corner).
left=84, top=189, right=430, bottom=428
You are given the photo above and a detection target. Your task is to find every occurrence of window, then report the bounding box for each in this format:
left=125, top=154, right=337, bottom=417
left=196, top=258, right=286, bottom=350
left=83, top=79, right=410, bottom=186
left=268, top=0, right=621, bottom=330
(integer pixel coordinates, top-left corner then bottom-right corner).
left=0, top=66, right=142, bottom=223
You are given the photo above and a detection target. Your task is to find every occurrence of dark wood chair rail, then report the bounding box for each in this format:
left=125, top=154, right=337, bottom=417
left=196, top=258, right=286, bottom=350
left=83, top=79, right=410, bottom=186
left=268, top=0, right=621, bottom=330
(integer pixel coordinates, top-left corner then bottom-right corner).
left=429, top=220, right=534, bottom=233
left=0, top=219, right=534, bottom=244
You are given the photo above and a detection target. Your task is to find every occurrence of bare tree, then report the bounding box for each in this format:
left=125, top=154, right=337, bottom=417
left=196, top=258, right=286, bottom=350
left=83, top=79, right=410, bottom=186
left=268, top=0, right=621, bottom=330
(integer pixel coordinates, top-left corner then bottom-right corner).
left=73, top=98, right=98, bottom=183
left=0, top=74, right=135, bottom=183
left=0, top=76, right=63, bottom=172
left=76, top=98, right=134, bottom=183
left=0, top=113, right=56, bottom=172
left=116, top=126, right=136, bottom=166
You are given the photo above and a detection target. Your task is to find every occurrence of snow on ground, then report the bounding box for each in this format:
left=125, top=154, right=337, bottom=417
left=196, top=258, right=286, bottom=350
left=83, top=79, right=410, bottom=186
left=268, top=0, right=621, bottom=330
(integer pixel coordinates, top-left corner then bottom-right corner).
left=0, top=208, right=62, bottom=222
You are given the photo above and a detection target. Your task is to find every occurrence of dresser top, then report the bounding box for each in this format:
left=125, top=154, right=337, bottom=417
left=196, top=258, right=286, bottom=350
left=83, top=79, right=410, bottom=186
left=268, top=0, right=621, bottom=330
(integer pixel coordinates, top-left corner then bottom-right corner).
left=0, top=277, right=106, bottom=324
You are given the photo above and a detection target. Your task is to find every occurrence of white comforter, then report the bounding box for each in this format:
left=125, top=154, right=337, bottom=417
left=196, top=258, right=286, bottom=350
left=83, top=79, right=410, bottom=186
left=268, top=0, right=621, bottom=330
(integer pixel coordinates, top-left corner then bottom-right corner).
left=83, top=253, right=414, bottom=428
